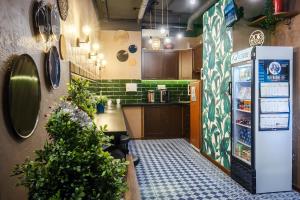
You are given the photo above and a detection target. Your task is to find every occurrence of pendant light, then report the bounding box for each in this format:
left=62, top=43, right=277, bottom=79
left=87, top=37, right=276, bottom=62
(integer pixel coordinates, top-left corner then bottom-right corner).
left=176, top=16, right=183, bottom=39
left=148, top=10, right=153, bottom=44
left=164, top=0, right=171, bottom=44
left=190, top=0, right=196, bottom=5
left=160, top=0, right=166, bottom=34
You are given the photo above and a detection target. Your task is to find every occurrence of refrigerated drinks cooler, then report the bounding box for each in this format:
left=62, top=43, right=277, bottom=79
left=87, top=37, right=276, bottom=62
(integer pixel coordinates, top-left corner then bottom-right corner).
left=230, top=46, right=293, bottom=194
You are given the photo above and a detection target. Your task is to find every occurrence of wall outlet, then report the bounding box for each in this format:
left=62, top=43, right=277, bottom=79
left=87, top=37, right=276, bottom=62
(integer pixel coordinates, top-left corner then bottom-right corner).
left=157, top=85, right=166, bottom=90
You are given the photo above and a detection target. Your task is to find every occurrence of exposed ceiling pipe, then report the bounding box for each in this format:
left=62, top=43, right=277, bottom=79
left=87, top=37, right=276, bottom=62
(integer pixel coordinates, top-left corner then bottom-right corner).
left=186, top=0, right=218, bottom=31
left=138, top=0, right=151, bottom=23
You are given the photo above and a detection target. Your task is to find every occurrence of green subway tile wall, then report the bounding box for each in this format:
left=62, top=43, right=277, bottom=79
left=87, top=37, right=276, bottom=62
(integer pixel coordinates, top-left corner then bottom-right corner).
left=88, top=80, right=190, bottom=104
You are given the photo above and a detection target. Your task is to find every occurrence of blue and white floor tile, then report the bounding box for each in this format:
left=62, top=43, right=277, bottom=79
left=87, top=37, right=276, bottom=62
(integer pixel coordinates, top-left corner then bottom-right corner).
left=129, top=139, right=300, bottom=200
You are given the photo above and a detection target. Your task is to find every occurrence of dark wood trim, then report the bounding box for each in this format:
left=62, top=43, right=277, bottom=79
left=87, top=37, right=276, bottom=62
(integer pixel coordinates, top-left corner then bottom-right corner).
left=293, top=185, right=300, bottom=192
left=201, top=152, right=230, bottom=175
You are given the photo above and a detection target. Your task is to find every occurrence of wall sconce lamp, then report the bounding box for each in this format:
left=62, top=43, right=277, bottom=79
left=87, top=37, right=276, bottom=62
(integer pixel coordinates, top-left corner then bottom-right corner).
left=76, top=25, right=91, bottom=47
left=88, top=52, right=98, bottom=60
left=97, top=58, right=107, bottom=70
left=92, top=43, right=100, bottom=51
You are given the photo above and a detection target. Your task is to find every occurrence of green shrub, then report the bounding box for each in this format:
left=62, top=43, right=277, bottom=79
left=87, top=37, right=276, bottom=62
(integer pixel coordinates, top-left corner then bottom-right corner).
left=13, top=102, right=128, bottom=200
left=67, top=78, right=96, bottom=119
left=96, top=96, right=108, bottom=106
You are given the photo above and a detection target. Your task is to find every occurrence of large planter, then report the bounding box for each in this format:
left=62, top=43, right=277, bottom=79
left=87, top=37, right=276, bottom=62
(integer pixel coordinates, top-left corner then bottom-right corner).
left=97, top=104, right=105, bottom=113
left=273, top=0, right=283, bottom=13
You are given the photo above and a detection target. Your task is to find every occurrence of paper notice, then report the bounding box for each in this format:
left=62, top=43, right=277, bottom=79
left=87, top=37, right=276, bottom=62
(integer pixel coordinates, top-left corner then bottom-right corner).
left=260, top=114, right=289, bottom=130
left=191, top=87, right=196, bottom=101
left=260, top=82, right=289, bottom=97
left=260, top=98, right=289, bottom=113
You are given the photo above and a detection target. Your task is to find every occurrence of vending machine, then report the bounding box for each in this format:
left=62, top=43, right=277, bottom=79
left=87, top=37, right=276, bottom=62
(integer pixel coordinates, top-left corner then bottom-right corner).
left=230, top=46, right=293, bottom=194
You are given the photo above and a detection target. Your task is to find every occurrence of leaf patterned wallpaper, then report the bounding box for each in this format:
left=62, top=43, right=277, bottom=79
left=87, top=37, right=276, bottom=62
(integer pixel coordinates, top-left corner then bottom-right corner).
left=202, top=0, right=233, bottom=169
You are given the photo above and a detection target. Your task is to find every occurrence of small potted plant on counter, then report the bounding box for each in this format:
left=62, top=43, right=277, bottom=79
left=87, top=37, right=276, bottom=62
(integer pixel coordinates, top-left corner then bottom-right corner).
left=96, top=95, right=108, bottom=113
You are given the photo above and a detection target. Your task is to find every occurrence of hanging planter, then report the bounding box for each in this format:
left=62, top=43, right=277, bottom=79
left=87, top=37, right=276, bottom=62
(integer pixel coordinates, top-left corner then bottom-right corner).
left=273, top=0, right=283, bottom=13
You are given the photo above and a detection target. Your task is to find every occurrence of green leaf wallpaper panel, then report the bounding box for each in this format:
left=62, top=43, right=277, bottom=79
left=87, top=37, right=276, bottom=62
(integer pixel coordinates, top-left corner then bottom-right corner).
left=202, top=0, right=233, bottom=169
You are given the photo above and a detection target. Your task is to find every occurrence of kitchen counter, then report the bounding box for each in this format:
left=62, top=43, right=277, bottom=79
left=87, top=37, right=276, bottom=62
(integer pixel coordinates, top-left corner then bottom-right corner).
left=94, top=105, right=127, bottom=134
left=122, top=101, right=190, bottom=107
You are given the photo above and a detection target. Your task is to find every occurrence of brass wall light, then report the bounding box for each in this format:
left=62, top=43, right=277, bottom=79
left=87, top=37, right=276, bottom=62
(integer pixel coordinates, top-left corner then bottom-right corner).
left=76, top=25, right=91, bottom=47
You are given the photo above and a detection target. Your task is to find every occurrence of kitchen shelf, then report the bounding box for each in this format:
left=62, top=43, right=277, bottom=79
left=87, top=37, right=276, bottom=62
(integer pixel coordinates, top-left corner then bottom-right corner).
left=234, top=155, right=251, bottom=165
left=249, top=12, right=300, bottom=27
left=237, top=140, right=251, bottom=148
left=236, top=109, right=251, bottom=113
left=236, top=123, right=251, bottom=129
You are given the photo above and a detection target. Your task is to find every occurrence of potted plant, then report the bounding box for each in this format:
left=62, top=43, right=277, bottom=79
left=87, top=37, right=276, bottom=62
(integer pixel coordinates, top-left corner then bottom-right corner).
left=12, top=101, right=128, bottom=200
left=96, top=95, right=108, bottom=113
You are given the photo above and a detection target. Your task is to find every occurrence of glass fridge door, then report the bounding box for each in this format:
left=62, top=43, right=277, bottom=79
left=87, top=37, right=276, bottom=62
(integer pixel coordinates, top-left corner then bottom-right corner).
left=232, top=63, right=252, bottom=165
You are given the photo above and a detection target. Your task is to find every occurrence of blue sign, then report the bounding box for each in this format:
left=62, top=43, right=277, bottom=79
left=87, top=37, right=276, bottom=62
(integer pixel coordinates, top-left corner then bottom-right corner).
left=259, top=60, right=289, bottom=83
left=224, top=0, right=237, bottom=27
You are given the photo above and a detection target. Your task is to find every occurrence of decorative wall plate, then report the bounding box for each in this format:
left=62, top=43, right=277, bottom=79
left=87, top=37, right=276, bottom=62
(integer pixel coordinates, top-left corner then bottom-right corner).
left=49, top=5, right=60, bottom=40
left=113, top=30, right=129, bottom=44
left=57, top=0, right=68, bottom=21
left=8, top=54, right=41, bottom=138
left=59, top=34, right=67, bottom=60
left=128, top=44, right=137, bottom=53
left=32, top=0, right=51, bottom=41
left=116, top=50, right=129, bottom=62
left=45, top=46, right=61, bottom=89
left=128, top=57, right=137, bottom=66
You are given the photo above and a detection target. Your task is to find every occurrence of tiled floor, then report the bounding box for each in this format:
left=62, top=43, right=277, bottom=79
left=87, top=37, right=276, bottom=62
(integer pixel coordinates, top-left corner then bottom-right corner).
left=129, top=139, right=300, bottom=200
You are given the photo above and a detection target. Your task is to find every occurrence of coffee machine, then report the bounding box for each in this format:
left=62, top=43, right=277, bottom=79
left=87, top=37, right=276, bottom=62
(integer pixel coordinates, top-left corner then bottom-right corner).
left=160, top=89, right=170, bottom=103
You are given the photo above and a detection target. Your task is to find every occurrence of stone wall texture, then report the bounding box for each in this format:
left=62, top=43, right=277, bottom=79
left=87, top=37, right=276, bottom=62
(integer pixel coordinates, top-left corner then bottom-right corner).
left=0, top=0, right=98, bottom=199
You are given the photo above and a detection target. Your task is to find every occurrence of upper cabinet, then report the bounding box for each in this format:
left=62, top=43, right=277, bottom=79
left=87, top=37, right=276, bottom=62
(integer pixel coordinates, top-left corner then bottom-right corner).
left=163, top=51, right=179, bottom=79
left=142, top=51, right=163, bottom=79
left=192, top=44, right=203, bottom=79
left=179, top=49, right=193, bottom=80
left=142, top=50, right=179, bottom=80
left=142, top=46, right=202, bottom=80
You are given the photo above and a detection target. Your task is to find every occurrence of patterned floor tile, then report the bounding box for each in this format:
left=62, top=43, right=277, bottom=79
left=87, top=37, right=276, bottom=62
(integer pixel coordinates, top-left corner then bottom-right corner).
left=129, top=139, right=300, bottom=200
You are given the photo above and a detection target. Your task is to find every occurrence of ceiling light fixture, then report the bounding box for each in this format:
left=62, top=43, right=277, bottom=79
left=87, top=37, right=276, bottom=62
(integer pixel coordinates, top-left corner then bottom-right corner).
left=160, top=0, right=167, bottom=35
left=176, top=16, right=183, bottom=40
left=160, top=27, right=166, bottom=34
left=190, top=0, right=196, bottom=5
left=176, top=32, right=183, bottom=39
left=164, top=35, right=171, bottom=44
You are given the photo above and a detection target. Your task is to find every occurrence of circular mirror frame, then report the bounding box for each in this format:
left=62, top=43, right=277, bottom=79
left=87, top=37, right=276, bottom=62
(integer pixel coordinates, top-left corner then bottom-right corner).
left=8, top=54, right=41, bottom=138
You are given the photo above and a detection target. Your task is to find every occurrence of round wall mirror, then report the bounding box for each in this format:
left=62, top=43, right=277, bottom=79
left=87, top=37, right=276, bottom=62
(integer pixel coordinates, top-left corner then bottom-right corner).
left=8, top=54, right=41, bottom=138
left=46, top=46, right=61, bottom=89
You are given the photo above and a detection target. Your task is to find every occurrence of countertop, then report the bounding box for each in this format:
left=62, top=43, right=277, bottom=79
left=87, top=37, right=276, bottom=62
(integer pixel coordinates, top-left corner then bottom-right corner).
left=94, top=101, right=190, bottom=133
left=94, top=105, right=127, bottom=134
left=122, top=101, right=190, bottom=106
